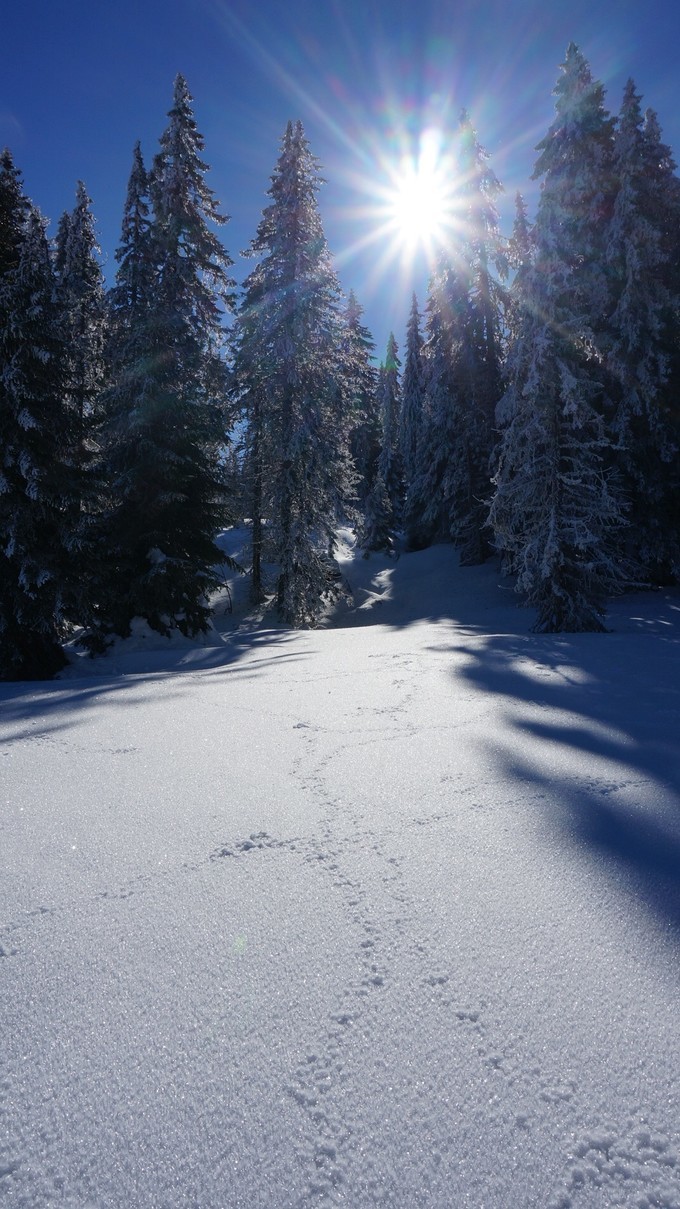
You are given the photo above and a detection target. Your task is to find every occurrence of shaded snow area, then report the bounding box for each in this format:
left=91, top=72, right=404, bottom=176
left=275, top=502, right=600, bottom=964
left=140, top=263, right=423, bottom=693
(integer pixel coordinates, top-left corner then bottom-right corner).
left=2, top=534, right=680, bottom=1208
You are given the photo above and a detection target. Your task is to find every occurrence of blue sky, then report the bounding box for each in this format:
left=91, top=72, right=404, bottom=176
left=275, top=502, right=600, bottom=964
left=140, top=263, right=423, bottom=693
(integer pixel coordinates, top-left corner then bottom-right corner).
left=3, top=0, right=680, bottom=357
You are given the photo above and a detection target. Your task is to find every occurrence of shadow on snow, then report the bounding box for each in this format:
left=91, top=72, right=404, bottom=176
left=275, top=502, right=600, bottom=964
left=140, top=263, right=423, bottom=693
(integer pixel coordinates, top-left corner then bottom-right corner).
left=436, top=611, right=680, bottom=944
left=0, top=626, right=307, bottom=743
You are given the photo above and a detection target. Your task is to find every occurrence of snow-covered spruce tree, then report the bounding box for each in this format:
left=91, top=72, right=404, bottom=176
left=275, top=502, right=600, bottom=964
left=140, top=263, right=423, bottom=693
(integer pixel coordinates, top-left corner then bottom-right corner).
left=377, top=333, right=403, bottom=519
left=53, top=181, right=108, bottom=636
left=446, top=110, right=505, bottom=565
left=233, top=261, right=270, bottom=605
left=100, top=78, right=236, bottom=639
left=492, top=191, right=535, bottom=577
left=400, top=293, right=424, bottom=494
left=405, top=254, right=466, bottom=551
left=89, top=142, right=156, bottom=640
left=505, top=192, right=534, bottom=348
left=0, top=189, right=73, bottom=678
left=605, top=81, right=680, bottom=579
left=236, top=120, right=354, bottom=626
left=54, top=182, right=106, bottom=499
left=360, top=338, right=402, bottom=556
left=489, top=44, right=628, bottom=632
left=0, top=149, right=28, bottom=275
left=405, top=116, right=505, bottom=564
left=360, top=470, right=396, bottom=557
left=343, top=290, right=379, bottom=509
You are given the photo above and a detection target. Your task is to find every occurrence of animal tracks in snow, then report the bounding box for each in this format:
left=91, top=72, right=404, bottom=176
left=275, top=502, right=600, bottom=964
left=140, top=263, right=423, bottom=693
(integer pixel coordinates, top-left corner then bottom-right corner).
left=207, top=712, right=471, bottom=1201
left=549, top=1125, right=680, bottom=1208
left=211, top=830, right=296, bottom=860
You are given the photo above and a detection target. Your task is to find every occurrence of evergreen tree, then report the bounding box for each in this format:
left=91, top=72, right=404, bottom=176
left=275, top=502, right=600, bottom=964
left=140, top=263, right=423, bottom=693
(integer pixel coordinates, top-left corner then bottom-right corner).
left=457, top=110, right=505, bottom=428
left=343, top=290, right=379, bottom=507
left=504, top=192, right=534, bottom=349
left=406, top=116, right=504, bottom=563
left=360, top=471, right=396, bottom=557
left=606, top=81, right=680, bottom=578
left=359, top=337, right=402, bottom=556
left=0, top=149, right=29, bottom=275
left=494, top=192, right=535, bottom=500
left=234, top=262, right=270, bottom=605
left=377, top=332, right=403, bottom=521
left=55, top=181, right=106, bottom=488
left=489, top=44, right=628, bottom=632
left=0, top=191, right=72, bottom=678
left=400, top=293, right=424, bottom=493
left=109, top=142, right=154, bottom=325
left=53, top=181, right=107, bottom=633
left=449, top=111, right=505, bottom=564
left=406, top=255, right=468, bottom=551
left=99, top=77, right=236, bottom=639
left=236, top=120, right=354, bottom=626
left=91, top=143, right=156, bottom=639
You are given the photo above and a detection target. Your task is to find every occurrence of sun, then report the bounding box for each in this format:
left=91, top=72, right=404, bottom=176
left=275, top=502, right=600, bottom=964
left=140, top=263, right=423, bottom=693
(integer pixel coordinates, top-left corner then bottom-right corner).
left=381, top=128, right=459, bottom=258
left=334, top=124, right=463, bottom=298
left=386, top=163, right=450, bottom=251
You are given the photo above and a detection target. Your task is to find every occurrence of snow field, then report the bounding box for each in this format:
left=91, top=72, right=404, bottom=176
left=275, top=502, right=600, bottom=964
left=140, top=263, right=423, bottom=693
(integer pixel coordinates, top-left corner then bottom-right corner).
left=2, top=545, right=680, bottom=1207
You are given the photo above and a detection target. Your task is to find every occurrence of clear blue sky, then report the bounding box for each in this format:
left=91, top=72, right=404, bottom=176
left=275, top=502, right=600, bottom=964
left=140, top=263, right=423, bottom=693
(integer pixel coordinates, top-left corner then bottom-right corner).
left=3, top=0, right=680, bottom=357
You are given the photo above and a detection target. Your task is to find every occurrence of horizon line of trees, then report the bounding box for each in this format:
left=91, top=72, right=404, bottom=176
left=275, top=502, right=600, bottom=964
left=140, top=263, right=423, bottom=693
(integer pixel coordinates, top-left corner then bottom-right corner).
left=1, top=43, right=679, bottom=679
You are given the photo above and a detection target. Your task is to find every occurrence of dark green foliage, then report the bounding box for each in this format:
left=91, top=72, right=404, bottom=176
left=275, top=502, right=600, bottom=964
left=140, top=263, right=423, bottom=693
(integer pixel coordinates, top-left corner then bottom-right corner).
left=400, top=293, right=424, bottom=493
left=359, top=336, right=402, bottom=556
left=605, top=82, right=680, bottom=580
left=54, top=181, right=107, bottom=626
left=94, top=78, right=236, bottom=642
left=0, top=169, right=73, bottom=678
left=406, top=116, right=504, bottom=564
left=406, top=257, right=467, bottom=550
left=235, top=120, right=354, bottom=626
left=344, top=291, right=379, bottom=507
left=490, top=45, right=629, bottom=632
left=360, top=473, right=397, bottom=557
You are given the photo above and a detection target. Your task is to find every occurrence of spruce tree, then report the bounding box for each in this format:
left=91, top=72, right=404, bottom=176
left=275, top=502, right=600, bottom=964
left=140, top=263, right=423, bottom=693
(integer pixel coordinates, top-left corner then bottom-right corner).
left=489, top=44, right=628, bottom=632
left=0, top=190, right=72, bottom=678
left=606, top=81, right=680, bottom=579
left=360, top=338, right=402, bottom=556
left=343, top=290, right=379, bottom=508
left=360, top=471, right=396, bottom=557
left=377, top=333, right=403, bottom=522
left=53, top=181, right=107, bottom=633
left=504, top=192, right=534, bottom=349
left=234, top=263, right=270, bottom=605
left=236, top=120, right=354, bottom=626
left=406, top=117, right=504, bottom=564
left=448, top=111, right=505, bottom=564
left=400, top=293, right=424, bottom=494
left=100, top=77, right=236, bottom=639
left=91, top=143, right=156, bottom=639
left=0, top=149, right=29, bottom=275
left=405, top=255, right=464, bottom=551
left=55, top=182, right=106, bottom=490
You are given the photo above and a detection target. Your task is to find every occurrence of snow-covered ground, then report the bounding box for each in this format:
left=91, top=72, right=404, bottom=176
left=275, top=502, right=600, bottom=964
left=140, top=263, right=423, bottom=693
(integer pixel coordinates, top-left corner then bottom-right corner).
left=2, top=533, right=680, bottom=1208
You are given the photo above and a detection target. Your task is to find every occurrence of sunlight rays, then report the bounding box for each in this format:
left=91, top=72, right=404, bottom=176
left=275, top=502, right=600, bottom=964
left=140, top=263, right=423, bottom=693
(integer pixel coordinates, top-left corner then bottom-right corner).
left=376, top=126, right=463, bottom=258
left=208, top=0, right=513, bottom=315
left=334, top=123, right=468, bottom=305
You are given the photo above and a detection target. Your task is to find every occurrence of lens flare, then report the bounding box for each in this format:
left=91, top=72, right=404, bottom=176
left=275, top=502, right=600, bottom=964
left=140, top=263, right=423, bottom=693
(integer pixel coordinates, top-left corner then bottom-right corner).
left=335, top=121, right=465, bottom=304
left=383, top=127, right=459, bottom=254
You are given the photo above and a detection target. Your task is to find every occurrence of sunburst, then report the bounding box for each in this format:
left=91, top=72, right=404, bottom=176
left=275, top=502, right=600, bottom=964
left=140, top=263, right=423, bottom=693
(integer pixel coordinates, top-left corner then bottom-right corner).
left=381, top=128, right=459, bottom=256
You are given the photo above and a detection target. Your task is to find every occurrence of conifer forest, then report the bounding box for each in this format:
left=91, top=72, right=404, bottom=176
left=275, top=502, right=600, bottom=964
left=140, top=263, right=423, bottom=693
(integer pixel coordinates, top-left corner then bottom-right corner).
left=2, top=44, right=679, bottom=680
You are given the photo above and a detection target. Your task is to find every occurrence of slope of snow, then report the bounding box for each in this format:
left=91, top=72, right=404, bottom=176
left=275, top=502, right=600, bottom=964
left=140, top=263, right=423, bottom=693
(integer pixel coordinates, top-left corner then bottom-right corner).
left=2, top=539, right=680, bottom=1207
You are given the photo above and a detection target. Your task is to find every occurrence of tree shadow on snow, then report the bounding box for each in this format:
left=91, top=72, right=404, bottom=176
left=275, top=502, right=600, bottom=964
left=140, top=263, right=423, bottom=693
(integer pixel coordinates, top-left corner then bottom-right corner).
left=332, top=544, right=522, bottom=631
left=0, top=627, right=306, bottom=744
left=437, top=610, right=680, bottom=943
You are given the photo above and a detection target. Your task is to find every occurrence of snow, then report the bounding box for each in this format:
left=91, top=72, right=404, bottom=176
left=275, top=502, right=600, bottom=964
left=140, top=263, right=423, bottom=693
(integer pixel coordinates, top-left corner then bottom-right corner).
left=2, top=533, right=680, bottom=1207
